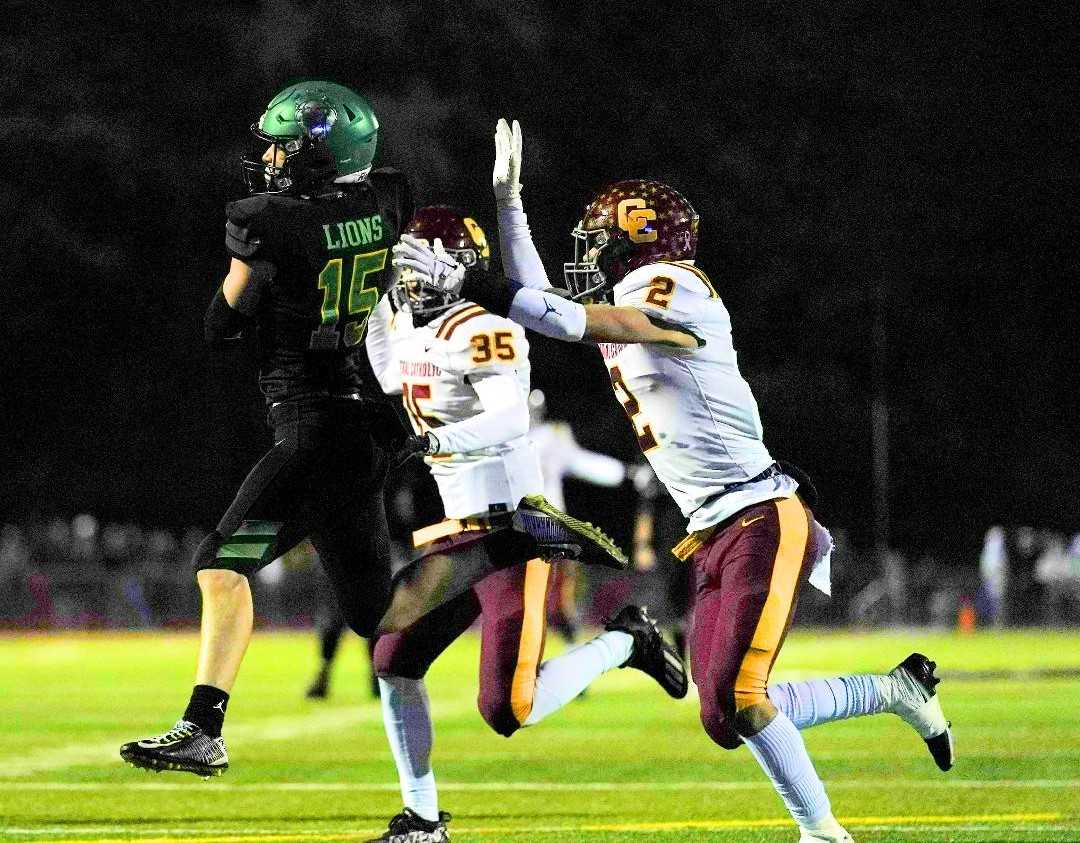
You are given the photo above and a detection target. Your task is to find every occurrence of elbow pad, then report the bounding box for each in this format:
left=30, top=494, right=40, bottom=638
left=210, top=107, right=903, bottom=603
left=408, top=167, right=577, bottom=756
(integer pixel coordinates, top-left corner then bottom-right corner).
left=204, top=288, right=245, bottom=348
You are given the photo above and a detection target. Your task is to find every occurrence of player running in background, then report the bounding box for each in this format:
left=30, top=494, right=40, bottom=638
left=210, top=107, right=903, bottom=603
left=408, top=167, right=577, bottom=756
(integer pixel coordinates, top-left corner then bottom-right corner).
left=392, top=119, right=954, bottom=843
left=118, top=86, right=621, bottom=783
left=630, top=464, right=694, bottom=660
left=305, top=608, right=380, bottom=700
left=362, top=207, right=687, bottom=843
left=527, top=388, right=629, bottom=642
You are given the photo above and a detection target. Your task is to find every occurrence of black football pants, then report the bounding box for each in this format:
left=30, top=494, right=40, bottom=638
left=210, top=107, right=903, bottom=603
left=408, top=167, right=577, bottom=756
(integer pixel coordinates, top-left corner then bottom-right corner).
left=193, top=397, right=393, bottom=638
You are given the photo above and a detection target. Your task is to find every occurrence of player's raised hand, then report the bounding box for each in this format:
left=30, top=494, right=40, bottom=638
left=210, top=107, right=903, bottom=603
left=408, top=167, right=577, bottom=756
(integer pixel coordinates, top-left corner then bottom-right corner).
left=391, top=235, right=465, bottom=295
left=492, top=117, right=523, bottom=206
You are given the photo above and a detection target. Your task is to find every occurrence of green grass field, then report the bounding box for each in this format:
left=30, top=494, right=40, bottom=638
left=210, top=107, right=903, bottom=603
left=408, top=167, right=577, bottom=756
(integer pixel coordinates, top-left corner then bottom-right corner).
left=1, top=629, right=1078, bottom=842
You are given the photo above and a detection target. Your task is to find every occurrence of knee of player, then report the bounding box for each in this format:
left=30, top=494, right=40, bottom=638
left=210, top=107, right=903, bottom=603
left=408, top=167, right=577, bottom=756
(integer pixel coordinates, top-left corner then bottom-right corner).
left=191, top=531, right=223, bottom=572
left=370, top=645, right=397, bottom=678
left=732, top=698, right=777, bottom=738
left=344, top=612, right=382, bottom=640
left=191, top=531, right=263, bottom=584
left=371, top=641, right=429, bottom=681
left=195, top=567, right=248, bottom=593
left=476, top=692, right=524, bottom=738
left=699, top=703, right=742, bottom=750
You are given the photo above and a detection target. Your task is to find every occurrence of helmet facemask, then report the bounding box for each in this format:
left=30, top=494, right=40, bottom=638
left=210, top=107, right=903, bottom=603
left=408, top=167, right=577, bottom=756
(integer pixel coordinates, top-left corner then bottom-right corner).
left=564, top=226, right=636, bottom=302
left=242, top=129, right=306, bottom=193
left=391, top=245, right=477, bottom=321
left=563, top=225, right=612, bottom=301
left=241, top=97, right=341, bottom=194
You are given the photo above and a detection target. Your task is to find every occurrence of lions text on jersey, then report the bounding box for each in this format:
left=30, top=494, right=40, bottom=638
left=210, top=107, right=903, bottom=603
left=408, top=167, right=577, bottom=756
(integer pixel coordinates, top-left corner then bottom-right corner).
left=598, top=261, right=798, bottom=533
left=379, top=301, right=543, bottom=519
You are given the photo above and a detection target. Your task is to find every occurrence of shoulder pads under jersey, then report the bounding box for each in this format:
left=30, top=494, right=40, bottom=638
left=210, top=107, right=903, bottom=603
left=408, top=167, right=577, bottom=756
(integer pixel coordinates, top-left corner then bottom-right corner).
left=613, top=261, right=727, bottom=331
left=225, top=194, right=277, bottom=260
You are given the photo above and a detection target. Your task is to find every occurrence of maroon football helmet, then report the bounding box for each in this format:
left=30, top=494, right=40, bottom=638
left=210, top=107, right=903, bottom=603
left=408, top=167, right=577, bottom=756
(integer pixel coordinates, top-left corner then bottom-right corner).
left=392, top=206, right=491, bottom=316
left=563, top=180, right=699, bottom=300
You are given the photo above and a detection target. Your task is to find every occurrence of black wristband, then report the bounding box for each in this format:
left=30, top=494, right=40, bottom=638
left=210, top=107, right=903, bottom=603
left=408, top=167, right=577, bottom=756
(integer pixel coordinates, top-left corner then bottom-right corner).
left=459, top=265, right=517, bottom=317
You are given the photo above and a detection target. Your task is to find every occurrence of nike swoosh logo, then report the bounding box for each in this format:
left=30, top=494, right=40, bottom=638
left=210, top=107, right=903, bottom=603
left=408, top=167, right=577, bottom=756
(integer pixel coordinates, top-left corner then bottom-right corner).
left=741, top=515, right=765, bottom=527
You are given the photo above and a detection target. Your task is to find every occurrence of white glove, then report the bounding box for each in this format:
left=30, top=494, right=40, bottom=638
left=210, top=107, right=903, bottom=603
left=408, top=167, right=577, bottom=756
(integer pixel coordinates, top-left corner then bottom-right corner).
left=492, top=117, right=522, bottom=206
left=391, top=234, right=466, bottom=295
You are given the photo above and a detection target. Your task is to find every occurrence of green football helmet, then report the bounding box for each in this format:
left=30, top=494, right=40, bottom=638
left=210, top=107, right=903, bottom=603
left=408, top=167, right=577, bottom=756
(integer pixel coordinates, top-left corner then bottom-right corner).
left=242, top=80, right=379, bottom=194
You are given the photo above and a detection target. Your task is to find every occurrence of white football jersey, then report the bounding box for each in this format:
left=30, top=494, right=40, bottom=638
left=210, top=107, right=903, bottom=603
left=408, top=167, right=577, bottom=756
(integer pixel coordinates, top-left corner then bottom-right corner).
left=387, top=301, right=543, bottom=519
left=599, top=261, right=798, bottom=532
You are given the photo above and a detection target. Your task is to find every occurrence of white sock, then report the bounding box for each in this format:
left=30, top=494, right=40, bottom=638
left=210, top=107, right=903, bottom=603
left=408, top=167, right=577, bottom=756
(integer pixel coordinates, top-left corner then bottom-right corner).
left=768, top=674, right=886, bottom=730
left=742, top=710, right=832, bottom=827
left=378, top=676, right=439, bottom=822
left=523, top=630, right=634, bottom=726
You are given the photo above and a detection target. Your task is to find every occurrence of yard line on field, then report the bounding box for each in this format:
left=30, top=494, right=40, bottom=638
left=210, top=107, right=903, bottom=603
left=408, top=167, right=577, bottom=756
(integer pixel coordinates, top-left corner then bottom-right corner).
left=3, top=778, right=1077, bottom=792
left=5, top=813, right=1066, bottom=842
left=0, top=701, right=477, bottom=778
left=810, top=748, right=1080, bottom=759
left=941, top=666, right=1080, bottom=680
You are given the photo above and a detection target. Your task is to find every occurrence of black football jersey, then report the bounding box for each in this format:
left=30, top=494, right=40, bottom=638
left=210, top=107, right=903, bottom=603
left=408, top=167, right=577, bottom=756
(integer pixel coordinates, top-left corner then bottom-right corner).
left=224, top=168, right=413, bottom=403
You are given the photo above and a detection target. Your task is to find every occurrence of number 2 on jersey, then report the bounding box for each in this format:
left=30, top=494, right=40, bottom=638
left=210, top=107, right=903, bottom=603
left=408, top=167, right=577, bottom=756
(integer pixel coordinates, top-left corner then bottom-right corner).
left=310, top=248, right=387, bottom=350
left=609, top=365, right=659, bottom=452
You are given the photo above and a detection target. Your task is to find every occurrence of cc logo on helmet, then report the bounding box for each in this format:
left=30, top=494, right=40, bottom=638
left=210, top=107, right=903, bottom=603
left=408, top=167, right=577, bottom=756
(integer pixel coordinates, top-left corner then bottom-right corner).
left=462, top=216, right=491, bottom=258
left=617, top=198, right=657, bottom=244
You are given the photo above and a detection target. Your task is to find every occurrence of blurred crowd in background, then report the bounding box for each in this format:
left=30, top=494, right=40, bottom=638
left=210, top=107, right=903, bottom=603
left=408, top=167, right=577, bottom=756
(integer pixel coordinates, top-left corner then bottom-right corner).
left=3, top=471, right=1076, bottom=632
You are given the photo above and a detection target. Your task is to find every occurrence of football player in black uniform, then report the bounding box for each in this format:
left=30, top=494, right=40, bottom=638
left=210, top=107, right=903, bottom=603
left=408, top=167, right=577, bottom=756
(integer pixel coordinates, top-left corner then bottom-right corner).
left=119, top=82, right=625, bottom=781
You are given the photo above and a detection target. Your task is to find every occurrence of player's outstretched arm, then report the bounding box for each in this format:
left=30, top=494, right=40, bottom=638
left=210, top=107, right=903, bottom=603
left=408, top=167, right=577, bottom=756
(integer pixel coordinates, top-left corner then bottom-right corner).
left=493, top=118, right=551, bottom=290
left=391, top=239, right=697, bottom=348
left=582, top=303, right=699, bottom=348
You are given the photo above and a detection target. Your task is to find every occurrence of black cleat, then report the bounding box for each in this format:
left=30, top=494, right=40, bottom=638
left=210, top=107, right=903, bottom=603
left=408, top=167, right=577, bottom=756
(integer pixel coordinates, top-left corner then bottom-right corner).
left=514, top=495, right=628, bottom=569
left=605, top=605, right=688, bottom=698
left=365, top=808, right=451, bottom=842
left=888, top=652, right=954, bottom=771
left=120, top=720, right=228, bottom=779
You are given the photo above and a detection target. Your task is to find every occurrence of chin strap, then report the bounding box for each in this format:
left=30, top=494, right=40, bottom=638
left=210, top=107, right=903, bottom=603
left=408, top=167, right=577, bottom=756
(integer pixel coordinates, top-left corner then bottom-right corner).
left=333, top=167, right=371, bottom=184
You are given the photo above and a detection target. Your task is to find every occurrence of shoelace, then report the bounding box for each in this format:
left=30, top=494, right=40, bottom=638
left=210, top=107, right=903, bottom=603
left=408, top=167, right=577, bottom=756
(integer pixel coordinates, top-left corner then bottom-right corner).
left=386, top=813, right=412, bottom=834
left=158, top=722, right=196, bottom=743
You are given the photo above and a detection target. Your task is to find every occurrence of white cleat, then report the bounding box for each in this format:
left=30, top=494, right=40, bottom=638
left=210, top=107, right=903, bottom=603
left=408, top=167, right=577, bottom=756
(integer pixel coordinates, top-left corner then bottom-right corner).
left=881, top=652, right=955, bottom=771
left=799, top=815, right=854, bottom=841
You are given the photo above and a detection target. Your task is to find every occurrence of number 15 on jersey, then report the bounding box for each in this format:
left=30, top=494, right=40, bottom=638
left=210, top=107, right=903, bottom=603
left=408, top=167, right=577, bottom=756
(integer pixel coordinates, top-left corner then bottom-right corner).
left=310, top=248, right=387, bottom=351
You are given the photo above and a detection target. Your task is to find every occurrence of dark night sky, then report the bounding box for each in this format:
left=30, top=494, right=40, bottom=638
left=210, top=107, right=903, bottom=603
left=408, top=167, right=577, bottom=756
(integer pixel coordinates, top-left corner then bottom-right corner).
left=2, top=1, right=1076, bottom=558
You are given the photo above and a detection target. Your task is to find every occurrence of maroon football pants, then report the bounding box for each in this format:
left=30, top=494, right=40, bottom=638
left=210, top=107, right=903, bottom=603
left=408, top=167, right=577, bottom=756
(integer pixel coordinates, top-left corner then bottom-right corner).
left=686, top=496, right=829, bottom=749
left=373, top=531, right=551, bottom=738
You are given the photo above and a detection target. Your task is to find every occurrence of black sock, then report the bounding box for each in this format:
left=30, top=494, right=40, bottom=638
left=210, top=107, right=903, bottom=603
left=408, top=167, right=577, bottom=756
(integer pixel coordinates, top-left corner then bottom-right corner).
left=183, top=684, right=229, bottom=737
left=320, top=620, right=345, bottom=662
